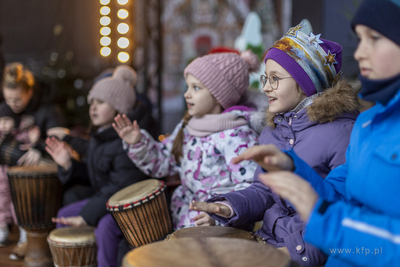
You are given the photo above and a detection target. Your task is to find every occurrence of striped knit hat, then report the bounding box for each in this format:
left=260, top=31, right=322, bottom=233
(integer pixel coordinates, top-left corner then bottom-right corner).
left=184, top=50, right=259, bottom=109
left=264, top=20, right=342, bottom=97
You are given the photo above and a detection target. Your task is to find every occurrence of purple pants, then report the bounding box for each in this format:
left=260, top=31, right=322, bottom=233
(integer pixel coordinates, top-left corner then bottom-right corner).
left=56, top=198, right=123, bottom=267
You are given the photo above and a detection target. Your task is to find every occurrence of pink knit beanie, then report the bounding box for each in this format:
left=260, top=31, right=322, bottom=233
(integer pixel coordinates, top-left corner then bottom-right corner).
left=87, top=65, right=137, bottom=114
left=184, top=50, right=259, bottom=109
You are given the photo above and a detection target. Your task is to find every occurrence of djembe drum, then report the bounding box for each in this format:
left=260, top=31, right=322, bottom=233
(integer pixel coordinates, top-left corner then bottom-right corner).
left=165, top=226, right=255, bottom=241
left=8, top=164, right=62, bottom=267
left=106, top=179, right=172, bottom=248
left=122, top=237, right=291, bottom=267
left=47, top=227, right=97, bottom=267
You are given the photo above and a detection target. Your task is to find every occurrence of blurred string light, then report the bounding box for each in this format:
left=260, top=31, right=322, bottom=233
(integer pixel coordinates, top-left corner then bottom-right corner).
left=117, top=23, right=129, bottom=34
left=100, top=0, right=132, bottom=62
left=100, top=16, right=111, bottom=26
left=100, top=27, right=111, bottom=36
left=117, top=9, right=129, bottom=19
left=100, top=6, right=110, bottom=15
left=117, top=0, right=129, bottom=5
left=117, top=37, right=129, bottom=49
left=118, top=52, right=129, bottom=63
left=99, top=0, right=111, bottom=57
left=100, top=47, right=111, bottom=57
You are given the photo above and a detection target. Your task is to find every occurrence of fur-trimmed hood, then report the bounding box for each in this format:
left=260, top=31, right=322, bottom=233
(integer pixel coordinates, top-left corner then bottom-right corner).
left=237, top=89, right=269, bottom=134
left=266, top=80, right=361, bottom=128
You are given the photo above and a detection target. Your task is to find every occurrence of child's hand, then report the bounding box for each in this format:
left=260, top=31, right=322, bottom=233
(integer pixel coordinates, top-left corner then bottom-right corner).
left=45, top=137, right=72, bottom=170
left=17, top=148, right=41, bottom=166
left=52, top=216, right=87, bottom=228
left=28, top=126, right=40, bottom=145
left=193, top=212, right=216, bottom=226
left=231, top=144, right=294, bottom=172
left=113, top=114, right=142, bottom=145
left=189, top=201, right=232, bottom=217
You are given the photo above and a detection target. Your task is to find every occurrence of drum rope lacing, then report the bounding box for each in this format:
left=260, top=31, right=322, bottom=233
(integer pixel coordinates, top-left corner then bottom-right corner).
left=106, top=182, right=166, bottom=212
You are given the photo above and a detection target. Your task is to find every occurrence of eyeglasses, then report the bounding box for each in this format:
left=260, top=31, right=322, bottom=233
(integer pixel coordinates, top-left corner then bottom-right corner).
left=260, top=74, right=293, bottom=90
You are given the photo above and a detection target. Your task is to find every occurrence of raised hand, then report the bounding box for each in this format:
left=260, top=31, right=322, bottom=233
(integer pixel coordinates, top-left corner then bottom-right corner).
left=45, top=137, right=72, bottom=170
left=52, top=216, right=87, bottom=228
left=193, top=212, right=216, bottom=226
left=113, top=114, right=142, bottom=145
left=189, top=201, right=232, bottom=218
left=231, top=144, right=294, bottom=172
left=259, top=171, right=319, bottom=222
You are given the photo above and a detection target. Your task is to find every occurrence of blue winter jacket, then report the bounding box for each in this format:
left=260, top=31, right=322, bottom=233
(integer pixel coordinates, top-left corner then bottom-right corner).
left=290, top=91, right=400, bottom=266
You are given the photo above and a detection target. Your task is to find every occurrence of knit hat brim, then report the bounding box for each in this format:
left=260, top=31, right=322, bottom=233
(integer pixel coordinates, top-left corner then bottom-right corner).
left=351, top=0, right=400, bottom=46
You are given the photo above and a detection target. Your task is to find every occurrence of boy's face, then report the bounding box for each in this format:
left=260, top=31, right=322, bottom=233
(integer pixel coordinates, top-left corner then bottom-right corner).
left=354, top=25, right=400, bottom=80
left=0, top=116, right=15, bottom=134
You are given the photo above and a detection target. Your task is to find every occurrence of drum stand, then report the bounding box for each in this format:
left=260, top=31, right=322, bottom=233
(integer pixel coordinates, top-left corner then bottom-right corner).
left=24, top=229, right=53, bottom=267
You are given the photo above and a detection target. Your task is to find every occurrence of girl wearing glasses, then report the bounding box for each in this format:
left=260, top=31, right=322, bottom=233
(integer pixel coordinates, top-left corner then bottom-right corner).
left=190, top=20, right=360, bottom=266
left=113, top=50, right=262, bottom=233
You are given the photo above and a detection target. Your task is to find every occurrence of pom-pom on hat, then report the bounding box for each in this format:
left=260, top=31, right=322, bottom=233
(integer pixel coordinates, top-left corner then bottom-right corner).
left=87, top=65, right=137, bottom=114
left=264, top=20, right=342, bottom=97
left=184, top=50, right=260, bottom=109
left=351, top=0, right=400, bottom=46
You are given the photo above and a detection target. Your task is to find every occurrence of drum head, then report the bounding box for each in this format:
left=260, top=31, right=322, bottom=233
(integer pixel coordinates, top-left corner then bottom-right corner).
left=107, top=179, right=163, bottom=208
left=123, top=238, right=290, bottom=267
left=48, top=227, right=96, bottom=245
left=7, top=164, right=58, bottom=175
left=166, top=226, right=254, bottom=241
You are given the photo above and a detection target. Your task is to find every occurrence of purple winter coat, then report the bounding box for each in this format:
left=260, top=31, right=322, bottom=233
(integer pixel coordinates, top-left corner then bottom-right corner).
left=208, top=82, right=361, bottom=266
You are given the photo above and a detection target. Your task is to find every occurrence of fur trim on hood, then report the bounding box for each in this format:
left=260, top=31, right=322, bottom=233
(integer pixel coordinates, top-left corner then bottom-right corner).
left=266, top=80, right=361, bottom=128
left=237, top=89, right=269, bottom=134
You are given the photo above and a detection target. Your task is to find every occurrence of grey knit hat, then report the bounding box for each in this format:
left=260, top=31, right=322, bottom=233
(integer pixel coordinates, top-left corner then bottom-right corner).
left=87, top=65, right=137, bottom=114
left=184, top=50, right=259, bottom=109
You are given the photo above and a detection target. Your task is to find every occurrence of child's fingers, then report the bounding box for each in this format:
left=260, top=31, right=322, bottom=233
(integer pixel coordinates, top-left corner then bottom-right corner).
left=114, top=114, right=127, bottom=128
left=193, top=212, right=206, bottom=221
left=122, top=114, right=133, bottom=125
left=133, top=120, right=140, bottom=132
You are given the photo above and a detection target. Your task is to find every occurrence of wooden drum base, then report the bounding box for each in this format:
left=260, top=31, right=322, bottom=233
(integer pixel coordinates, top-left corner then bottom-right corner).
left=24, top=229, right=53, bottom=267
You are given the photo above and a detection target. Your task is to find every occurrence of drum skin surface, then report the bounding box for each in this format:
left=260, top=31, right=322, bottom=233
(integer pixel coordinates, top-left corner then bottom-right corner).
left=48, top=227, right=97, bottom=267
left=122, top=237, right=291, bottom=267
left=165, top=226, right=255, bottom=241
left=107, top=179, right=172, bottom=247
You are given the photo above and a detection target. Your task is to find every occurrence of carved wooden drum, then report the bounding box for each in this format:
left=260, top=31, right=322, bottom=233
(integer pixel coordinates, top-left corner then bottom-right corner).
left=48, top=227, right=97, bottom=267
left=107, top=179, right=172, bottom=247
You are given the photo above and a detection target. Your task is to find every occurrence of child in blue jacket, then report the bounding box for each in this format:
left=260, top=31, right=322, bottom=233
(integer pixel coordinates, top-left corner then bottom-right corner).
left=241, top=0, right=400, bottom=266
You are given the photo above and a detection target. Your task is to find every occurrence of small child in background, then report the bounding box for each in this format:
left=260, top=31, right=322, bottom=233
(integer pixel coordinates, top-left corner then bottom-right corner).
left=46, top=65, right=155, bottom=267
left=0, top=103, right=40, bottom=257
left=190, top=20, right=360, bottom=266
left=113, top=50, right=262, bottom=232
